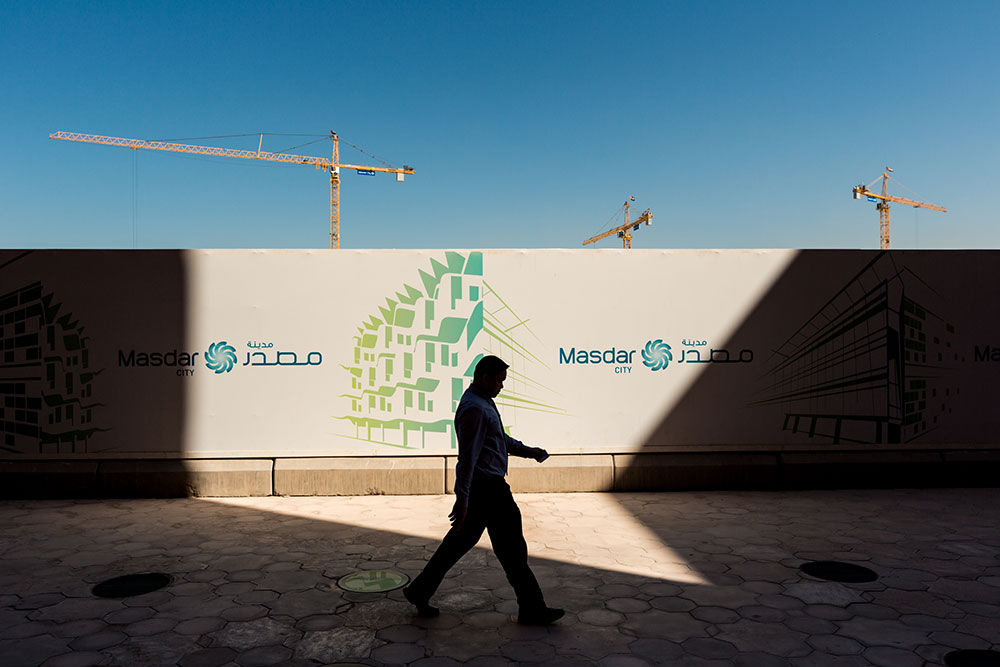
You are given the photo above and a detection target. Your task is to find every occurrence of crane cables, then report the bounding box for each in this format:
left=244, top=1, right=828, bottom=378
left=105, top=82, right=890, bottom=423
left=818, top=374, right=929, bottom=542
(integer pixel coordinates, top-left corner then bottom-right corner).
left=149, top=132, right=403, bottom=169
left=589, top=202, right=628, bottom=238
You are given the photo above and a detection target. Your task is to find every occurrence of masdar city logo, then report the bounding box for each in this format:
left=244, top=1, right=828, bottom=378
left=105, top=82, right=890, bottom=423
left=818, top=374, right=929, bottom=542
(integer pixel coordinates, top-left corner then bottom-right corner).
left=118, top=339, right=323, bottom=376
left=559, top=338, right=752, bottom=375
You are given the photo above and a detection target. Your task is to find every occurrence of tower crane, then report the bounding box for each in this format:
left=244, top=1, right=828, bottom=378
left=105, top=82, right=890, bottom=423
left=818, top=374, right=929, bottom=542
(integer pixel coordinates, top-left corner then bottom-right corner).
left=852, top=167, right=946, bottom=250
left=582, top=198, right=653, bottom=249
left=49, top=130, right=414, bottom=249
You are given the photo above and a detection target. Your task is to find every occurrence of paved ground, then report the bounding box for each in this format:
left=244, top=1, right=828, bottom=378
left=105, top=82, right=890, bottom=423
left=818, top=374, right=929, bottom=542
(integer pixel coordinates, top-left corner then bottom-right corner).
left=1, top=488, right=998, bottom=666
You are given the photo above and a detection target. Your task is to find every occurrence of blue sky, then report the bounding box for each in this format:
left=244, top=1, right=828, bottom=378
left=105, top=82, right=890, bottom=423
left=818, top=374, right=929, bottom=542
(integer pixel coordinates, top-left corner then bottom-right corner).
left=2, top=1, right=997, bottom=249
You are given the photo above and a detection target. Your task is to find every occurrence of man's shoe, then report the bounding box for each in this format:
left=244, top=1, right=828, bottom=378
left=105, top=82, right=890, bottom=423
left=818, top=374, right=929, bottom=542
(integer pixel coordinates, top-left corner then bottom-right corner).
left=517, top=606, right=565, bottom=625
left=402, top=586, right=439, bottom=618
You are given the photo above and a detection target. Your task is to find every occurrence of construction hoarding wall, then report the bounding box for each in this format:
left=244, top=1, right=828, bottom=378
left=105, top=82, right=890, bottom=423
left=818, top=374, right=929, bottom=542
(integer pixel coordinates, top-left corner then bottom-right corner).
left=2, top=248, right=999, bottom=461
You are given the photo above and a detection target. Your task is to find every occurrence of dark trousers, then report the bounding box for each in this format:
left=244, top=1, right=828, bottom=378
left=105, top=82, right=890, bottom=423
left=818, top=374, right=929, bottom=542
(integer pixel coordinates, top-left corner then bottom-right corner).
left=408, top=476, right=546, bottom=611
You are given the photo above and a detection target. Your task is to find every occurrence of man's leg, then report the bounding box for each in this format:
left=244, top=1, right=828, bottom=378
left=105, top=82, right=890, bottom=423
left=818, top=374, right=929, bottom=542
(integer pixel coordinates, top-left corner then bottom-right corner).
left=483, top=482, right=547, bottom=612
left=405, top=504, right=487, bottom=606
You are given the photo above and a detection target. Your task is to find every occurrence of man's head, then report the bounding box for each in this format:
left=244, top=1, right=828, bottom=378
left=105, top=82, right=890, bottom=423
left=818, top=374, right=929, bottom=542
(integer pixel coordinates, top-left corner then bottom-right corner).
left=473, top=355, right=508, bottom=398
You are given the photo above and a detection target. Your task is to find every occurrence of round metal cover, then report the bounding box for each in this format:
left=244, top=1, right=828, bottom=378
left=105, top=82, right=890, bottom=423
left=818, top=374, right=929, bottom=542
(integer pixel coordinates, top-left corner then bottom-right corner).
left=92, top=572, right=172, bottom=598
left=337, top=570, right=409, bottom=593
left=945, top=650, right=1000, bottom=667
left=799, top=561, right=878, bottom=583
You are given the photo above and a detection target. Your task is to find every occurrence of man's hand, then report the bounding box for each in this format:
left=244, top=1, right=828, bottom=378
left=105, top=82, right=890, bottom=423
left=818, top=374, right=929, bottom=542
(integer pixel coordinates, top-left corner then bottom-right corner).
left=449, top=501, right=467, bottom=530
left=531, top=447, right=550, bottom=463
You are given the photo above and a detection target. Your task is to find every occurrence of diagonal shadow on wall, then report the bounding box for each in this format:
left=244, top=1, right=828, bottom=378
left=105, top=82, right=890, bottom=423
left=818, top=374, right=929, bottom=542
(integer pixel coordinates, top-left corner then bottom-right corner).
left=0, top=249, right=190, bottom=497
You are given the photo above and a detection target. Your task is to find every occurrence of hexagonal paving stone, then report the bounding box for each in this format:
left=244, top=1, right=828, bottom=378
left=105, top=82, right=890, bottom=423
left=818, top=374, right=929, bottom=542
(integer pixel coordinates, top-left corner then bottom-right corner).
left=547, top=625, right=633, bottom=661
left=783, top=614, right=837, bottom=635
left=649, top=596, right=696, bottom=612
left=501, top=639, right=556, bottom=662
left=0, top=634, right=71, bottom=666
left=836, top=617, right=930, bottom=649
left=411, top=658, right=462, bottom=667
left=597, top=584, right=640, bottom=598
left=257, top=570, right=324, bottom=592
left=31, top=598, right=124, bottom=623
left=736, top=605, right=786, bottom=622
left=847, top=603, right=899, bottom=620
left=124, top=617, right=177, bottom=637
left=49, top=619, right=106, bottom=639
left=734, top=651, right=795, bottom=667
left=236, top=645, right=293, bottom=666
left=782, top=582, right=864, bottom=607
left=295, top=626, right=378, bottom=663
left=899, top=614, right=955, bottom=631
left=210, top=617, right=297, bottom=650
left=295, top=614, right=345, bottom=632
left=215, top=582, right=255, bottom=595
left=599, top=655, right=651, bottom=667
left=104, top=606, right=155, bottom=624
left=628, top=637, right=683, bottom=662
left=264, top=589, right=338, bottom=619
left=235, top=590, right=279, bottom=605
left=579, top=608, right=626, bottom=627
left=40, top=651, right=112, bottom=667
left=928, top=630, right=991, bottom=650
left=862, top=646, right=923, bottom=667
left=177, top=647, right=237, bottom=667
left=376, top=623, right=426, bottom=643
left=105, top=632, right=200, bottom=666
left=465, top=611, right=509, bottom=628
left=221, top=605, right=268, bottom=622
left=679, top=585, right=758, bottom=609
left=173, top=617, right=227, bottom=635
left=607, top=598, right=650, bottom=614
left=372, top=642, right=426, bottom=664
left=15, top=594, right=65, bottom=610
left=68, top=631, right=127, bottom=651
left=712, top=620, right=810, bottom=657
left=807, top=634, right=864, bottom=655
left=682, top=637, right=738, bottom=660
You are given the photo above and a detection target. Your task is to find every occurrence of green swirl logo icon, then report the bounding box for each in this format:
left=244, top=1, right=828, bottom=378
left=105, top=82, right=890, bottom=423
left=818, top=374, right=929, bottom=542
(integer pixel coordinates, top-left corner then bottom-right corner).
left=642, top=339, right=672, bottom=371
left=205, top=341, right=237, bottom=374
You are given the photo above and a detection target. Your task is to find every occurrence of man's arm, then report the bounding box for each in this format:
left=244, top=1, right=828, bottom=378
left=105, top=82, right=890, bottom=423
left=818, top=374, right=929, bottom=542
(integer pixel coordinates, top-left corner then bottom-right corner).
left=505, top=433, right=549, bottom=462
left=453, top=405, right=488, bottom=510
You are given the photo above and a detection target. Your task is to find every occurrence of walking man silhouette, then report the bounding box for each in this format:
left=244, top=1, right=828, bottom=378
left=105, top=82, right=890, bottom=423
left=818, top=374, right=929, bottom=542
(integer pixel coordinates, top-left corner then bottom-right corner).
left=403, top=355, right=564, bottom=625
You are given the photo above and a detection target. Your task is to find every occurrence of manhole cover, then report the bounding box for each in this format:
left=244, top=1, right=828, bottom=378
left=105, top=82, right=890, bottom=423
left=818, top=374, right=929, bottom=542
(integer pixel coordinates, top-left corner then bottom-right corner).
left=337, top=570, right=409, bottom=593
left=799, top=561, right=878, bottom=583
left=945, top=650, right=1000, bottom=667
left=92, top=572, right=173, bottom=598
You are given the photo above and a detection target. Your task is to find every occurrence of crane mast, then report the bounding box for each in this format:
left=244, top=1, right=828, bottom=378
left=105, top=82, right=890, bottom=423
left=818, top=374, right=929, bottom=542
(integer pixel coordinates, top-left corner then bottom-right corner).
left=852, top=167, right=946, bottom=249
left=50, top=130, right=414, bottom=249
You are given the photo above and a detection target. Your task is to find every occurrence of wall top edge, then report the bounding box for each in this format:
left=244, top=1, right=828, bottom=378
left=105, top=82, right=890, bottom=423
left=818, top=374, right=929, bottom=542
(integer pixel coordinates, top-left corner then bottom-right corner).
left=5, top=247, right=998, bottom=254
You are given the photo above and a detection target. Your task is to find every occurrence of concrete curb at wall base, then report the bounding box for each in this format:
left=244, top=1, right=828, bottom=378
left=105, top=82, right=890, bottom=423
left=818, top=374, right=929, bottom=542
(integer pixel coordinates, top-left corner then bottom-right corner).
left=274, top=457, right=445, bottom=496
left=0, top=451, right=997, bottom=498
left=0, top=461, right=99, bottom=499
left=932, top=450, right=1000, bottom=487
left=444, top=455, right=614, bottom=493
left=99, top=459, right=273, bottom=497
left=613, top=453, right=780, bottom=491
left=778, top=451, right=945, bottom=489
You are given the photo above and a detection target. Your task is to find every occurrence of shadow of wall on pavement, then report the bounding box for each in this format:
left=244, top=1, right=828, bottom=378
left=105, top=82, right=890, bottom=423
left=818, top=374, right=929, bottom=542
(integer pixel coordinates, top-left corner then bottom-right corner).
left=7, top=488, right=995, bottom=665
